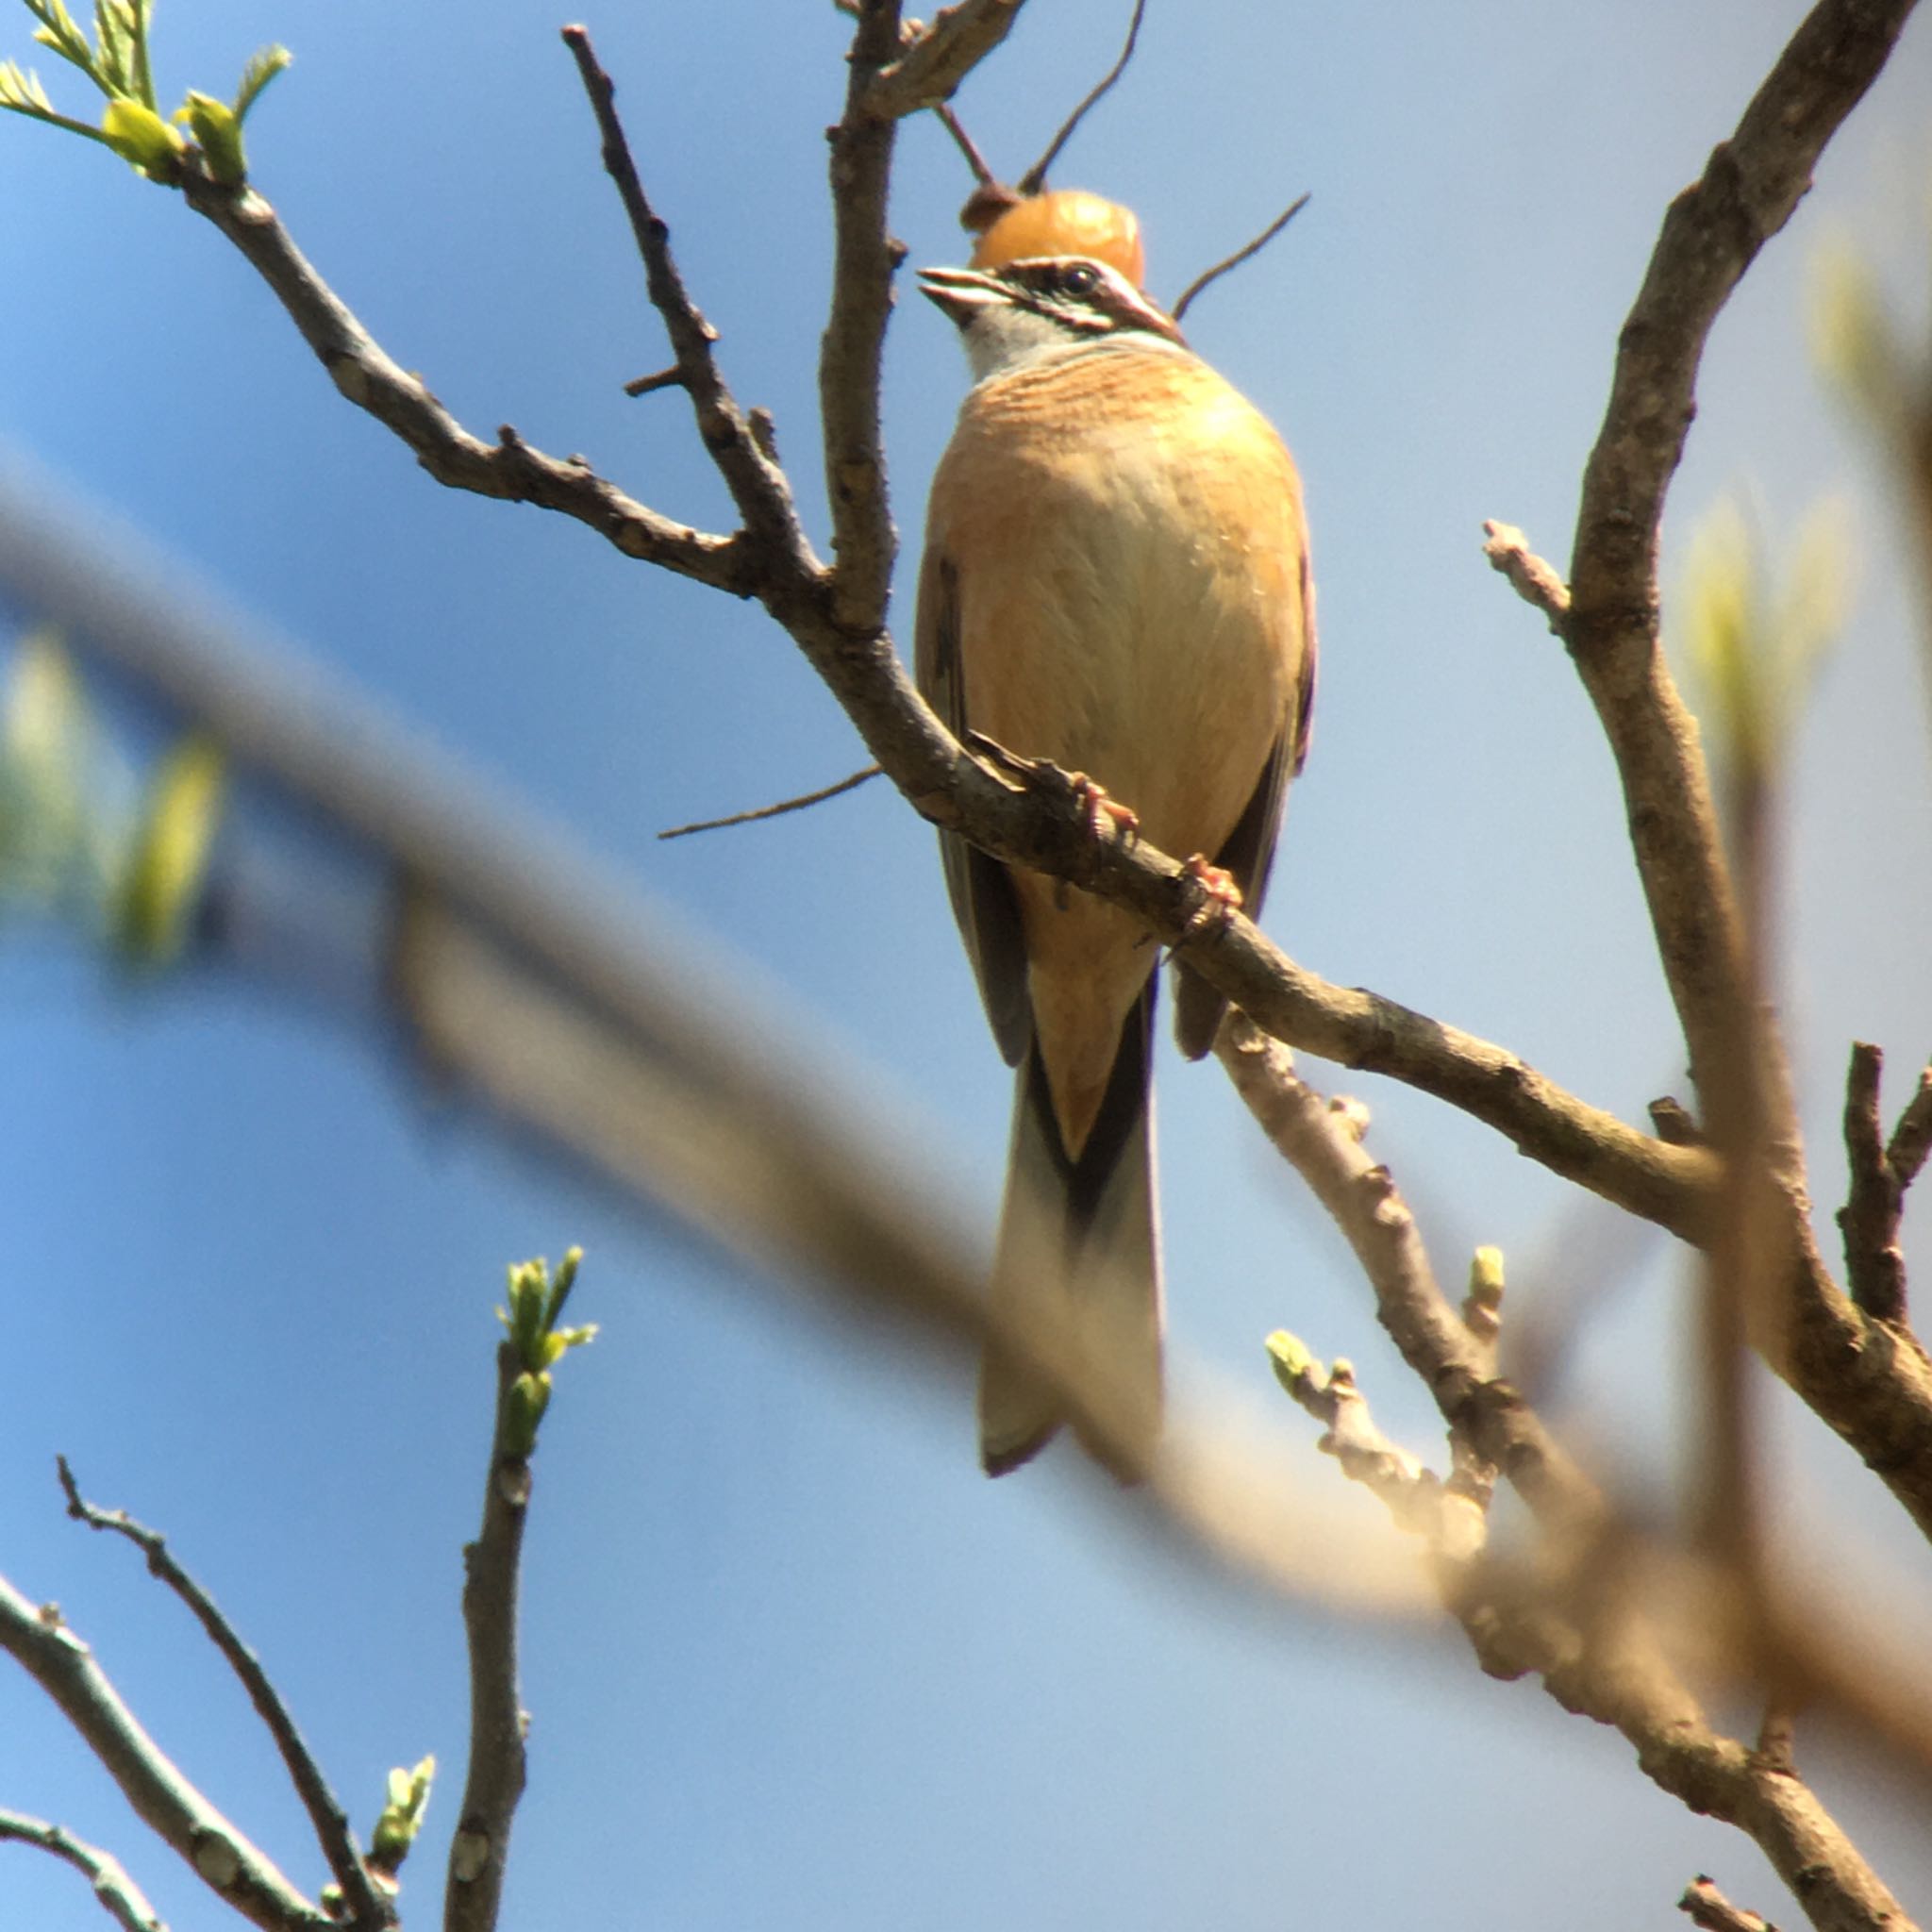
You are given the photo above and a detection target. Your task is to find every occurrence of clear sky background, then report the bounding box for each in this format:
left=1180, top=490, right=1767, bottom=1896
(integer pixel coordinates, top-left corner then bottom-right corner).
left=4, top=3, right=1931, bottom=1928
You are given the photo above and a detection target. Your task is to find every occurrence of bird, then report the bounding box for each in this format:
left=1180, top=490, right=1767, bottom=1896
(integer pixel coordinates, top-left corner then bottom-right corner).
left=914, top=252, right=1316, bottom=1476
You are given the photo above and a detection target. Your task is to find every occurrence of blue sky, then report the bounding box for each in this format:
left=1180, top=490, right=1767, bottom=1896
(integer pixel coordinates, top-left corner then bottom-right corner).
left=4, top=3, right=1931, bottom=1928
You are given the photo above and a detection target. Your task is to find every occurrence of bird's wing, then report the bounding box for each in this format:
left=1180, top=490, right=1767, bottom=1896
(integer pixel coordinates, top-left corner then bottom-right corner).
left=915, top=543, right=1032, bottom=1068
left=1173, top=503, right=1316, bottom=1061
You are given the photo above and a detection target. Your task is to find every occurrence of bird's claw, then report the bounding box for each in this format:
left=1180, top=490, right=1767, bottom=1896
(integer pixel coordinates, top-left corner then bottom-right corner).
left=1068, top=773, right=1141, bottom=844
left=1178, top=856, right=1243, bottom=941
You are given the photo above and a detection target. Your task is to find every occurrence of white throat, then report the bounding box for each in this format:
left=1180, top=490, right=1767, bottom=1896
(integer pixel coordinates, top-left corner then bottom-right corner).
left=955, top=305, right=1188, bottom=385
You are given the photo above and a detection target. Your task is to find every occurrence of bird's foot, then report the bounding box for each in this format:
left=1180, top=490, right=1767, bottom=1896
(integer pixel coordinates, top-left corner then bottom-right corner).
left=1067, top=773, right=1141, bottom=845
left=1179, top=856, right=1243, bottom=940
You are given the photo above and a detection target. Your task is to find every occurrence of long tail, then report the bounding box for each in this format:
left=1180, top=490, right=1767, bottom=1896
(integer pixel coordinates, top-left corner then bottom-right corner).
left=978, top=985, right=1163, bottom=1477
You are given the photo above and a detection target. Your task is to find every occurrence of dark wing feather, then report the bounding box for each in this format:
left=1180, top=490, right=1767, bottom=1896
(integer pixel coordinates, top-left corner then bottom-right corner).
left=1173, top=526, right=1317, bottom=1060
left=915, top=545, right=1032, bottom=1067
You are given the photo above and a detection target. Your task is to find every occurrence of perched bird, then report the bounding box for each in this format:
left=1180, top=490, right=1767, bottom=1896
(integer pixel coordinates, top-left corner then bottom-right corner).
left=915, top=253, right=1315, bottom=1475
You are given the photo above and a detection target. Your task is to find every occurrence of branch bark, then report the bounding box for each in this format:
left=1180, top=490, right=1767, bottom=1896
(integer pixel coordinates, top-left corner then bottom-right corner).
left=0, top=1576, right=327, bottom=1932
left=54, top=1459, right=391, bottom=1930
left=0, top=1809, right=164, bottom=1932
left=444, top=1345, right=536, bottom=1932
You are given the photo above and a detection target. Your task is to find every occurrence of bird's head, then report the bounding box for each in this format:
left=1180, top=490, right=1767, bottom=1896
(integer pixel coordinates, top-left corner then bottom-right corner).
left=919, top=256, right=1186, bottom=382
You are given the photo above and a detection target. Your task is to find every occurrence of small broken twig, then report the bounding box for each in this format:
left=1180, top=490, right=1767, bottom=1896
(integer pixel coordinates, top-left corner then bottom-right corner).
left=658, top=764, right=883, bottom=840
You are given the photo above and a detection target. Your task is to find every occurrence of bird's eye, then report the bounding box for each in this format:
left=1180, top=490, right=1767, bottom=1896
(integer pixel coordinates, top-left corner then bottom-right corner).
left=1058, top=261, right=1100, bottom=297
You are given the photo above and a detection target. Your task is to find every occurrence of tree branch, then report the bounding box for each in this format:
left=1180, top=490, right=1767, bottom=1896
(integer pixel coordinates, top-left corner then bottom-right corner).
left=0, top=1809, right=164, bottom=1932
left=1682, top=1876, right=1780, bottom=1932
left=0, top=1575, right=327, bottom=1932
left=53, top=1459, right=391, bottom=1931
left=822, top=0, right=908, bottom=630
left=1509, top=0, right=1932, bottom=1547
left=1566, top=0, right=1918, bottom=1107
left=1838, top=1041, right=1908, bottom=1321
left=1217, top=1015, right=1603, bottom=1538
left=1224, top=1020, right=1919, bottom=1932
left=444, top=1345, right=535, bottom=1932
left=560, top=27, right=816, bottom=573
left=174, top=164, right=755, bottom=596
left=858, top=0, right=1025, bottom=119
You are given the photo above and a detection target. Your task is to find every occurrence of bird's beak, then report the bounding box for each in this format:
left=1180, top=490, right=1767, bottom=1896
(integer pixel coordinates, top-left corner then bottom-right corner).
left=918, top=265, right=1007, bottom=325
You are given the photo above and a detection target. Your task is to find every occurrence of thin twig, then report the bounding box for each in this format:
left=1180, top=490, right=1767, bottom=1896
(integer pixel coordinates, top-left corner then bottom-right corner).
left=560, top=27, right=810, bottom=566
left=1267, top=1342, right=1486, bottom=1557
left=623, top=364, right=686, bottom=398
left=53, top=1459, right=391, bottom=1930
left=934, top=102, right=998, bottom=190
left=1016, top=0, right=1147, bottom=193
left=658, top=764, right=882, bottom=840
left=0, top=1809, right=165, bottom=1932
left=444, top=1345, right=535, bottom=1932
left=1171, top=192, right=1310, bottom=324
left=1888, top=1063, right=1932, bottom=1188
left=0, top=1576, right=327, bottom=1932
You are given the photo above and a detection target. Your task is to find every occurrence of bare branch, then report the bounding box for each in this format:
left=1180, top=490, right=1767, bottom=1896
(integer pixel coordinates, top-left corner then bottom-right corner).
left=657, top=763, right=882, bottom=840
left=1565, top=0, right=1916, bottom=1099
left=172, top=165, right=752, bottom=595
left=1268, top=1340, right=1488, bottom=1558
left=1546, top=0, right=1932, bottom=1549
left=559, top=27, right=815, bottom=571
left=822, top=1, right=909, bottom=630
left=1171, top=192, right=1310, bottom=324
left=0, top=1576, right=327, bottom=1932
left=444, top=1345, right=535, bottom=1932
left=1215, top=1015, right=1600, bottom=1536
left=54, top=1459, right=391, bottom=1929
left=1221, top=1021, right=1923, bottom=1931
left=860, top=0, right=1025, bottom=120
left=0, top=1809, right=165, bottom=1932
left=1016, top=0, right=1145, bottom=193
left=1838, top=1041, right=1907, bottom=1322
left=1889, top=1063, right=1932, bottom=1190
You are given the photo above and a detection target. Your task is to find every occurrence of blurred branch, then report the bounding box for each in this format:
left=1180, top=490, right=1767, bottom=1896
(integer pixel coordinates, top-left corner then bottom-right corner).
left=53, top=1458, right=391, bottom=1930
left=0, top=1574, right=326, bottom=1932
left=0, top=1809, right=164, bottom=1932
